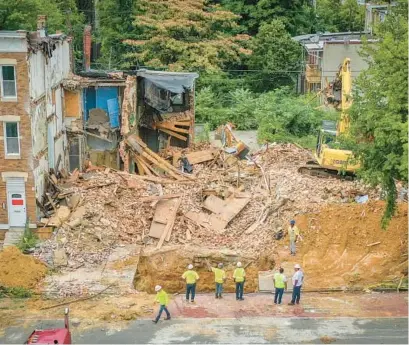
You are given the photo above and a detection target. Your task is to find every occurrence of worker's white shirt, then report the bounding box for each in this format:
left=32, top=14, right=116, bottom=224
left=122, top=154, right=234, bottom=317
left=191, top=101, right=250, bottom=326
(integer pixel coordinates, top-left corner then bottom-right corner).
left=292, top=270, right=304, bottom=287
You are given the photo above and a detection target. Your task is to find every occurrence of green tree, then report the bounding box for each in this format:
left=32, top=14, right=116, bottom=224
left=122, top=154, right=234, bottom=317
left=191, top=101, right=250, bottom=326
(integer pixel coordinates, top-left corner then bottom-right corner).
left=248, top=19, right=303, bottom=92
left=0, top=0, right=83, bottom=34
left=218, top=0, right=316, bottom=35
left=96, top=0, right=138, bottom=70
left=256, top=87, right=333, bottom=147
left=122, top=0, right=251, bottom=71
left=349, top=1, right=408, bottom=227
left=316, top=0, right=365, bottom=32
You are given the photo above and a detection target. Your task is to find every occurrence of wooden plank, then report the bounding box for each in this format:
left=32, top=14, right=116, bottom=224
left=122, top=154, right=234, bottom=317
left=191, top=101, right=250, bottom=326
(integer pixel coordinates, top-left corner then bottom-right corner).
left=165, top=198, right=182, bottom=242
left=156, top=122, right=190, bottom=134
left=202, top=195, right=250, bottom=223
left=203, top=195, right=227, bottom=214
left=173, top=150, right=217, bottom=166
left=158, top=128, right=188, bottom=141
left=140, top=193, right=183, bottom=203
left=149, top=199, right=175, bottom=238
left=157, top=198, right=181, bottom=248
left=185, top=210, right=228, bottom=232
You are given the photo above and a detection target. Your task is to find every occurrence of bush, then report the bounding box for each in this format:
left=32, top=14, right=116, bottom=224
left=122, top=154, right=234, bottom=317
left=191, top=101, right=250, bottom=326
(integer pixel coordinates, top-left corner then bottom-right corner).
left=256, top=88, right=337, bottom=148
left=0, top=286, right=32, bottom=298
left=17, top=219, right=38, bottom=253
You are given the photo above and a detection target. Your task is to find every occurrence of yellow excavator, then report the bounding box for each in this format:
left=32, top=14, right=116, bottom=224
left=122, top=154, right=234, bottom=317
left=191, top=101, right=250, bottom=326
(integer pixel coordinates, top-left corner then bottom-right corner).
left=298, top=58, right=360, bottom=179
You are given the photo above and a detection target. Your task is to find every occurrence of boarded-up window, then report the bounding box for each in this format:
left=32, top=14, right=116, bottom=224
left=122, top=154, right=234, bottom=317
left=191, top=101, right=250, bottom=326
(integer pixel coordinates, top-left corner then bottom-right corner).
left=65, top=90, right=80, bottom=117
left=69, top=137, right=80, bottom=172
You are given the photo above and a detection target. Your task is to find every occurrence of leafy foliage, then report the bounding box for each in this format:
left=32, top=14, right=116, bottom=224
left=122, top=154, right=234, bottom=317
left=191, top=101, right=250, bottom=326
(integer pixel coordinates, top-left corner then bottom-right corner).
left=316, top=0, right=365, bottom=32
left=256, top=88, right=336, bottom=148
left=0, top=286, right=32, bottom=298
left=248, top=19, right=303, bottom=92
left=196, top=86, right=334, bottom=148
left=123, top=0, right=251, bottom=71
left=349, top=1, right=408, bottom=227
left=96, top=0, right=138, bottom=69
left=0, top=0, right=84, bottom=35
left=17, top=219, right=38, bottom=253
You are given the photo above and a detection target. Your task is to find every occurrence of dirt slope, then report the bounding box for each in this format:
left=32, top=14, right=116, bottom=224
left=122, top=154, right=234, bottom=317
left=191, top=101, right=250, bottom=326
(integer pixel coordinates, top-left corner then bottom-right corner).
left=279, top=201, right=408, bottom=289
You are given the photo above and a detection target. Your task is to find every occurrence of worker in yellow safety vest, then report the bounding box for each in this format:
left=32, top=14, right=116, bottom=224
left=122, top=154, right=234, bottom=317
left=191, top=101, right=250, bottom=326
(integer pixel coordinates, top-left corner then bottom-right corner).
left=207, top=262, right=226, bottom=299
left=233, top=262, right=246, bottom=301
left=273, top=267, right=287, bottom=305
left=288, top=220, right=300, bottom=256
left=182, top=264, right=199, bottom=303
left=153, top=285, right=171, bottom=324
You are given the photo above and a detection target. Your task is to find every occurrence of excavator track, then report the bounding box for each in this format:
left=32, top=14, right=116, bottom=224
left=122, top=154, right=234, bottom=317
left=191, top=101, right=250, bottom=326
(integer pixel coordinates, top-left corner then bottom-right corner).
left=298, top=165, right=355, bottom=180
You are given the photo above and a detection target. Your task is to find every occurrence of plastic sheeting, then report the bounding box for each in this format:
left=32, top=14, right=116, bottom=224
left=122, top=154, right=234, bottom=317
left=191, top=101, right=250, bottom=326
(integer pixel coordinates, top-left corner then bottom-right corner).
left=137, top=70, right=198, bottom=94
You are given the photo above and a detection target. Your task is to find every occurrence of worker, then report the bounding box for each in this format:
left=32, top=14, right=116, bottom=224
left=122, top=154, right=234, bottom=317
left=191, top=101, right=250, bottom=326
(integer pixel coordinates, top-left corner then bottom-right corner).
left=288, top=220, right=300, bottom=256
left=288, top=264, right=304, bottom=305
left=207, top=262, right=226, bottom=299
left=273, top=267, right=287, bottom=305
left=182, top=264, right=199, bottom=303
left=152, top=285, right=171, bottom=324
left=233, top=262, right=246, bottom=301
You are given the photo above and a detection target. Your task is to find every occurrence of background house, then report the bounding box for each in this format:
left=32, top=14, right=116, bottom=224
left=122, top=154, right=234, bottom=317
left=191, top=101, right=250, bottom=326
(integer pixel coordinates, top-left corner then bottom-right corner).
left=293, top=32, right=374, bottom=94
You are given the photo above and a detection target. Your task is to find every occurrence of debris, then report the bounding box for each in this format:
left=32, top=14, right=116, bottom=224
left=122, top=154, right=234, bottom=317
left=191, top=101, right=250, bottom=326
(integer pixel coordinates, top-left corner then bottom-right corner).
left=366, top=241, right=381, bottom=247
left=53, top=249, right=68, bottom=267
left=172, top=150, right=217, bottom=166
left=320, top=336, right=336, bottom=344
left=157, top=198, right=182, bottom=249
left=355, top=195, right=369, bottom=204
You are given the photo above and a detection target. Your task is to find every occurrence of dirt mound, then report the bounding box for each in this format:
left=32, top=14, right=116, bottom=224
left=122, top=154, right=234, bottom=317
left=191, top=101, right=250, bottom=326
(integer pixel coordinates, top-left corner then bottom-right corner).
left=277, top=201, right=408, bottom=289
left=134, top=247, right=274, bottom=294
left=0, top=247, right=47, bottom=289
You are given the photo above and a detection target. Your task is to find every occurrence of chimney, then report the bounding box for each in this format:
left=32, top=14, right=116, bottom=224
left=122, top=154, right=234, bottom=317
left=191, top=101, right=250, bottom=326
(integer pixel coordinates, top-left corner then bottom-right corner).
left=37, top=15, right=47, bottom=38
left=83, top=25, right=92, bottom=72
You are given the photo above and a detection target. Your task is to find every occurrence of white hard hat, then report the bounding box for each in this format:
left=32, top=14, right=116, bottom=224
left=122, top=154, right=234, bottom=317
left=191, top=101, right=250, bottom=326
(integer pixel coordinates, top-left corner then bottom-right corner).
left=155, top=285, right=162, bottom=292
left=188, top=264, right=193, bottom=269
left=237, top=262, right=242, bottom=267
left=294, top=264, right=301, bottom=269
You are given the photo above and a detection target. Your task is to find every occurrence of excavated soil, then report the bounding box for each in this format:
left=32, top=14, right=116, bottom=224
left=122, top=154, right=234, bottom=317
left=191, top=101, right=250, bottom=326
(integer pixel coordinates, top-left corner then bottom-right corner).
left=0, top=247, right=47, bottom=289
left=135, top=202, right=407, bottom=293
left=134, top=247, right=275, bottom=294
left=287, top=201, right=408, bottom=289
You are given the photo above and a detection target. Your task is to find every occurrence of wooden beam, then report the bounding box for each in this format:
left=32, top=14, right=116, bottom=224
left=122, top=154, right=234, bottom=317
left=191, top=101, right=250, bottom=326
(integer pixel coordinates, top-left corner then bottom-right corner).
left=158, top=128, right=188, bottom=141
left=157, top=198, right=181, bottom=248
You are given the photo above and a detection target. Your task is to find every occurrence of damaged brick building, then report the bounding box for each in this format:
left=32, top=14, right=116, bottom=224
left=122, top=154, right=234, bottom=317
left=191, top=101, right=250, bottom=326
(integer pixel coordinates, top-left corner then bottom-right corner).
left=0, top=17, right=71, bottom=231
left=0, top=16, right=198, bottom=234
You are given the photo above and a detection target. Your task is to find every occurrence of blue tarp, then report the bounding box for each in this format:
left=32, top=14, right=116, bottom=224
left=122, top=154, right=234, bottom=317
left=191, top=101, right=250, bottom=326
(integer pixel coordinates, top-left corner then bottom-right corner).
left=107, top=98, right=120, bottom=128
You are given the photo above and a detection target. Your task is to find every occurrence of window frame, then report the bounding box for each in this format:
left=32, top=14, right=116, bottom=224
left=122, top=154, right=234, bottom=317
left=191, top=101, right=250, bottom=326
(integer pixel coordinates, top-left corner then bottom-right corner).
left=0, top=65, right=17, bottom=100
left=3, top=121, right=21, bottom=157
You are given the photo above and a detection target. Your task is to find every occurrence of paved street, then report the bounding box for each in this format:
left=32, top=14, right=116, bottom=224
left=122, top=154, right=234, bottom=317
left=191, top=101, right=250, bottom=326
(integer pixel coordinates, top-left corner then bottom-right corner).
left=1, top=293, right=407, bottom=344
left=1, top=317, right=407, bottom=344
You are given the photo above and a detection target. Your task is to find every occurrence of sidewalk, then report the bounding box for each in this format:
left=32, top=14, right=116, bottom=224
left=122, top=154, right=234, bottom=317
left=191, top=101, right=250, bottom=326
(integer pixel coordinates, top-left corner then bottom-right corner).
left=164, top=292, right=408, bottom=319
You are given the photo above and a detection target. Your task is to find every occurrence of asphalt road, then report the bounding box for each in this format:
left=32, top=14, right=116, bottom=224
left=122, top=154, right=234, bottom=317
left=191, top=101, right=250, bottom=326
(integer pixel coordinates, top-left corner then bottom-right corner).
left=2, top=317, right=407, bottom=344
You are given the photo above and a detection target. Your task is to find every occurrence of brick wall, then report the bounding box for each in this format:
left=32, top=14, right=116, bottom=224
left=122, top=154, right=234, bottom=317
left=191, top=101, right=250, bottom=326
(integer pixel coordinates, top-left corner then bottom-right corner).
left=0, top=52, right=36, bottom=226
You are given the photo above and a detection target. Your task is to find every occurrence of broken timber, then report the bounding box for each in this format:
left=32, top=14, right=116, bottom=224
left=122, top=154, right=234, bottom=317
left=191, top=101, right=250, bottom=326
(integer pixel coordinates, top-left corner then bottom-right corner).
left=185, top=195, right=250, bottom=232
left=126, top=134, right=194, bottom=180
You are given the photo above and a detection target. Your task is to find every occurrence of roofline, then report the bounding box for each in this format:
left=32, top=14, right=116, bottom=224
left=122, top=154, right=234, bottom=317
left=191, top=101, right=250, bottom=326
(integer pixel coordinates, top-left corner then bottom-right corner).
left=0, top=31, right=27, bottom=39
left=137, top=69, right=199, bottom=78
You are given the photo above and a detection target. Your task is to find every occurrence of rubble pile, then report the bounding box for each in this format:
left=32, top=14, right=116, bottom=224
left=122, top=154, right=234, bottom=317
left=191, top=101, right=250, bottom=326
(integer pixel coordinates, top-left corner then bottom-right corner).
left=35, top=142, right=379, bottom=267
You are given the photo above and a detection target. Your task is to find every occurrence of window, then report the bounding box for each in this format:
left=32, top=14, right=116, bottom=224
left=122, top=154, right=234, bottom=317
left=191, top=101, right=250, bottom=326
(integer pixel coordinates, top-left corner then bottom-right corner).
left=1, top=66, right=17, bottom=98
left=4, top=122, right=20, bottom=155
left=171, top=93, right=184, bottom=105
